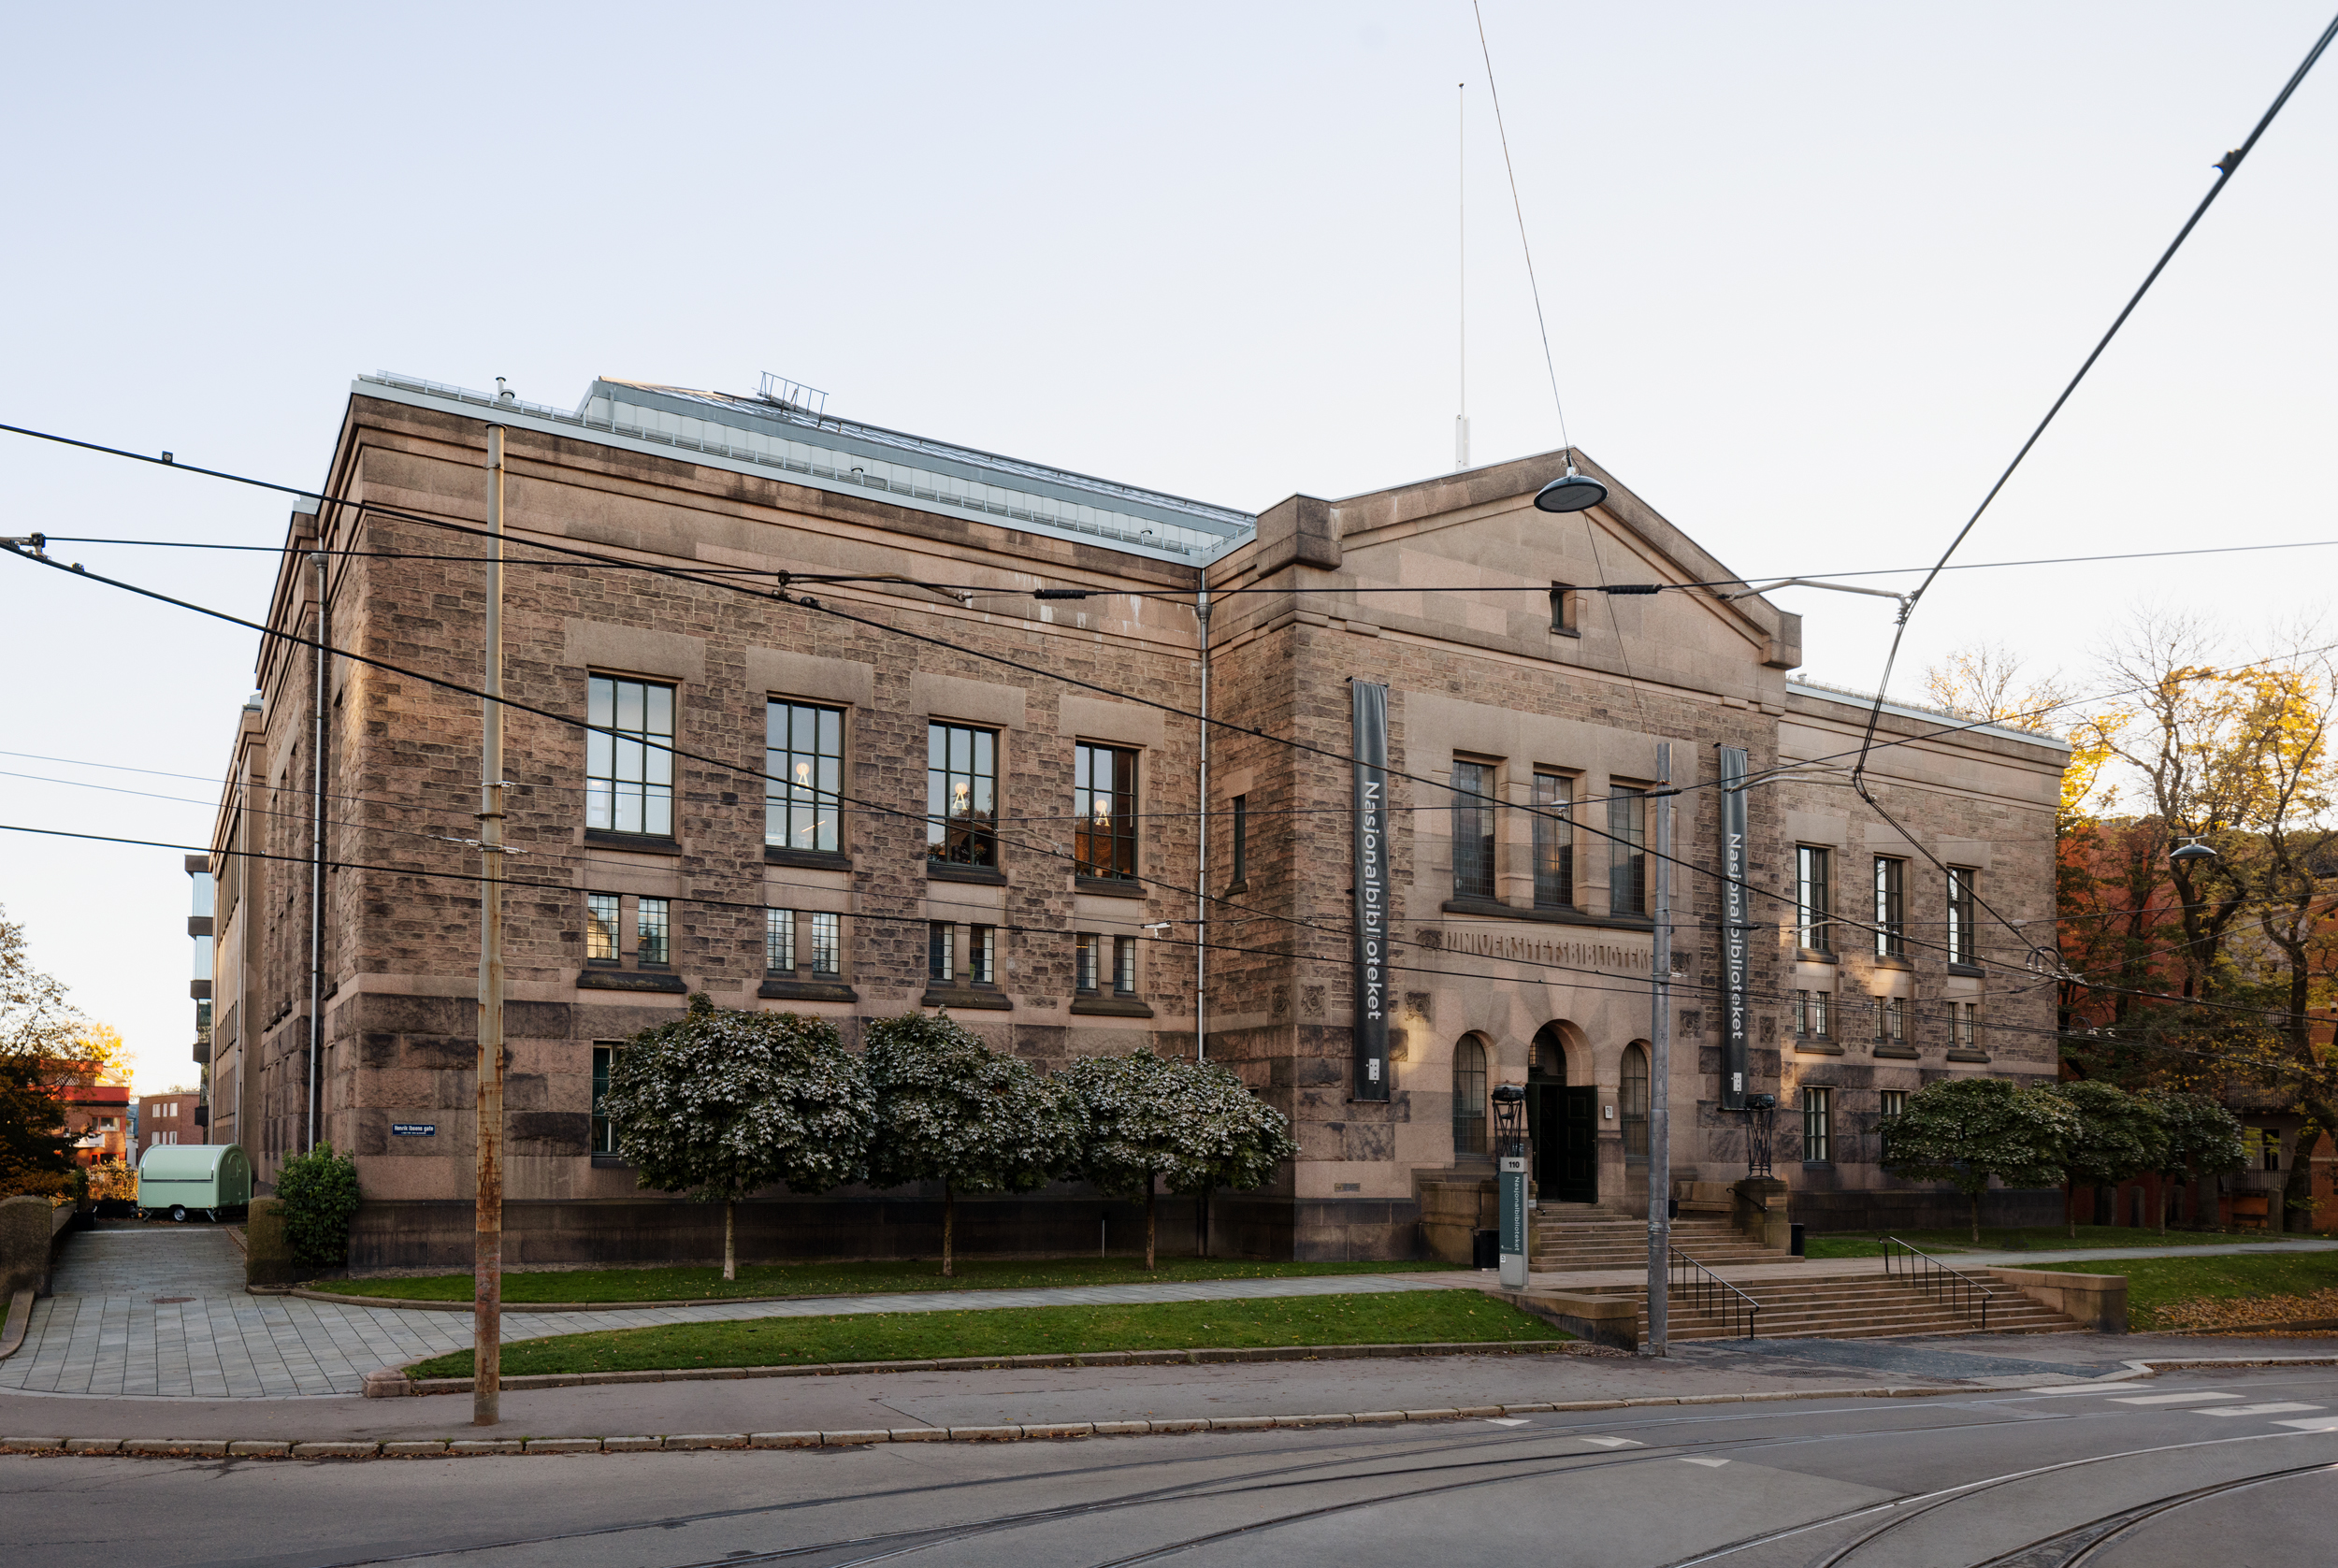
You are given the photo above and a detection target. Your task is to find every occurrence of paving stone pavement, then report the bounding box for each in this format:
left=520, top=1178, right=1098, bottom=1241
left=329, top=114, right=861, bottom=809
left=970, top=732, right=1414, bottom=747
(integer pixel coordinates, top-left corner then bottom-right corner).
left=3, top=1228, right=1488, bottom=1399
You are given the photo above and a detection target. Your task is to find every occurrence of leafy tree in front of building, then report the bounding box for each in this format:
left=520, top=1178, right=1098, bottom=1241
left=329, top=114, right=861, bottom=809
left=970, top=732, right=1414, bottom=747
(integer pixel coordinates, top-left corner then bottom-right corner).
left=602, top=996, right=876, bottom=1281
left=863, top=1011, right=1082, bottom=1277
left=1879, top=1076, right=2076, bottom=1244
left=276, top=1142, right=363, bottom=1268
left=2139, top=1088, right=2248, bottom=1231
left=0, top=906, right=83, bottom=1200
left=2045, top=1080, right=2170, bottom=1239
left=1058, top=1051, right=1296, bottom=1270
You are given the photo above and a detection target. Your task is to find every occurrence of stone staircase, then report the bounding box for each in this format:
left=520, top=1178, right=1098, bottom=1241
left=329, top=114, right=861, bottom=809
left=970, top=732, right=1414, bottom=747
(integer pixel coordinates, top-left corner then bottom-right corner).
left=1530, top=1213, right=1780, bottom=1272
left=1568, top=1267, right=2086, bottom=1342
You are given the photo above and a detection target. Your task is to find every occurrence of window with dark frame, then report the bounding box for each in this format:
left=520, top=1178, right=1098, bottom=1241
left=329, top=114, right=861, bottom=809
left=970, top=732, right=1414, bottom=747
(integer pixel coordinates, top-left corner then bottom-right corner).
left=1450, top=760, right=1496, bottom=900
left=1873, top=856, right=1906, bottom=957
left=1452, top=1036, right=1488, bottom=1157
left=1113, top=934, right=1137, bottom=995
left=636, top=898, right=671, bottom=967
left=807, top=912, right=842, bottom=976
left=1797, top=846, right=1831, bottom=952
left=1550, top=583, right=1578, bottom=634
left=1621, top=1043, right=1650, bottom=1158
left=1075, top=743, right=1138, bottom=881
left=764, top=908, right=794, bottom=973
left=586, top=675, right=676, bottom=837
left=1609, top=786, right=1648, bottom=916
left=1947, top=866, right=1978, bottom=966
left=766, top=701, right=844, bottom=854
left=591, top=1043, right=622, bottom=1156
left=1956, top=1000, right=1980, bottom=1050
left=1874, top=996, right=1905, bottom=1046
left=1230, top=794, right=1248, bottom=885
left=1797, top=989, right=1831, bottom=1040
left=969, top=925, right=997, bottom=985
left=1803, top=1086, right=1833, bottom=1163
left=1075, top=932, right=1102, bottom=993
left=928, top=922, right=954, bottom=984
left=1878, top=1087, right=1907, bottom=1158
left=927, top=722, right=998, bottom=867
left=585, top=893, right=620, bottom=964
left=1533, top=773, right=1574, bottom=909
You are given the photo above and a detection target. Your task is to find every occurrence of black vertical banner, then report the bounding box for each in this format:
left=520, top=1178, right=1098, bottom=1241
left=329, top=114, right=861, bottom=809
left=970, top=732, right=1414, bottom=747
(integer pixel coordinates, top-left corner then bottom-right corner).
left=1718, top=744, right=1751, bottom=1111
left=1351, top=680, right=1390, bottom=1101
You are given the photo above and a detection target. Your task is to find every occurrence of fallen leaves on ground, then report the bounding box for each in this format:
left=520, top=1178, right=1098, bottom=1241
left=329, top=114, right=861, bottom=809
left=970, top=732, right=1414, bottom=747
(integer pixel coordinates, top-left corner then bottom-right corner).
left=2154, top=1287, right=2338, bottom=1331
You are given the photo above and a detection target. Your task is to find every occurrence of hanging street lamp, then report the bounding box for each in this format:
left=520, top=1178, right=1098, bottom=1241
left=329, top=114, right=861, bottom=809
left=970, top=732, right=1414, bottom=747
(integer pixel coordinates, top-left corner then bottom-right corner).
left=1532, top=456, right=1608, bottom=514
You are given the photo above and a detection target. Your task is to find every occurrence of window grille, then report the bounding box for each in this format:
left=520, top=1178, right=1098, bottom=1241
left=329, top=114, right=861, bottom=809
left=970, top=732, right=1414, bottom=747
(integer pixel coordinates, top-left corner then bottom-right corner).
left=1873, top=857, right=1906, bottom=957
left=1452, top=1036, right=1488, bottom=1157
left=927, top=723, right=998, bottom=867
left=586, top=675, right=675, bottom=837
left=808, top=912, right=841, bottom=976
left=636, top=898, right=670, bottom=967
left=764, top=908, right=794, bottom=973
left=1533, top=774, right=1573, bottom=908
left=970, top=925, right=996, bottom=985
left=1803, top=1086, right=1833, bottom=1163
left=1621, top=1043, right=1650, bottom=1158
left=1450, top=760, right=1495, bottom=900
left=766, top=701, right=844, bottom=853
left=1075, top=743, right=1139, bottom=880
left=1609, top=787, right=1648, bottom=916
left=929, top=922, right=954, bottom=984
left=586, top=893, right=620, bottom=963
left=1797, top=846, right=1831, bottom=952
left=1947, top=867, right=1978, bottom=965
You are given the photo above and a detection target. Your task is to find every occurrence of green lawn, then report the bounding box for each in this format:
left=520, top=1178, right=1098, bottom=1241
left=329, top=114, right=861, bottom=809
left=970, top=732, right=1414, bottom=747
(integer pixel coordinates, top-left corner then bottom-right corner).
left=405, top=1289, right=1563, bottom=1380
left=1803, top=1225, right=2278, bottom=1260
left=2035, top=1251, right=2338, bottom=1331
left=327, top=1255, right=1462, bottom=1305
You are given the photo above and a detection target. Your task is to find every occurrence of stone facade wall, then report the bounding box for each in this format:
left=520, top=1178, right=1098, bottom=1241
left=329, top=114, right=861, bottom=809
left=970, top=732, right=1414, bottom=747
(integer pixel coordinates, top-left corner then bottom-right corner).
left=208, top=391, right=2066, bottom=1261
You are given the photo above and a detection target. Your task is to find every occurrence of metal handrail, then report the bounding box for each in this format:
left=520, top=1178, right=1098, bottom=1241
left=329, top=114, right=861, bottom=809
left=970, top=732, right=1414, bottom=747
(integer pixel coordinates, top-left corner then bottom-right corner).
left=1671, top=1247, right=1761, bottom=1338
left=1879, top=1236, right=1995, bottom=1331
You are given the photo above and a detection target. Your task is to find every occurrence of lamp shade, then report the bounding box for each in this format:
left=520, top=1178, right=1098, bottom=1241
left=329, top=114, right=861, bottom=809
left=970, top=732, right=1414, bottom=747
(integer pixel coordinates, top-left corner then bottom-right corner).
left=1533, top=470, right=1608, bottom=513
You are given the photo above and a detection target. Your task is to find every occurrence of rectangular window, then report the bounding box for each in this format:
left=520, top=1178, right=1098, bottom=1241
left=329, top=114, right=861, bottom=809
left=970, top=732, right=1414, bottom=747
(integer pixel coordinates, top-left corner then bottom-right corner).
left=1797, top=990, right=1831, bottom=1040
left=1947, top=867, right=1978, bottom=966
left=766, top=701, right=844, bottom=854
left=1957, top=1000, right=1980, bottom=1050
left=586, top=675, right=675, bottom=837
left=928, top=922, right=954, bottom=984
left=1230, top=795, right=1248, bottom=885
left=1797, top=846, right=1831, bottom=953
left=1075, top=742, right=1139, bottom=881
left=636, top=898, right=670, bottom=967
left=591, top=1043, right=620, bottom=1156
left=1873, top=856, right=1905, bottom=957
left=1113, top=934, right=1137, bottom=995
left=808, top=912, right=842, bottom=976
left=1609, top=786, right=1648, bottom=916
left=1550, top=583, right=1578, bottom=634
left=585, top=893, right=621, bottom=964
left=1803, top=1086, right=1833, bottom=1164
left=927, top=722, right=998, bottom=867
left=1451, top=760, right=1496, bottom=900
left=1873, top=996, right=1904, bottom=1045
left=969, top=925, right=996, bottom=985
left=764, top=908, right=795, bottom=974
left=1533, top=773, right=1574, bottom=909
left=1075, top=932, right=1102, bottom=993
left=1878, top=1088, right=1907, bottom=1119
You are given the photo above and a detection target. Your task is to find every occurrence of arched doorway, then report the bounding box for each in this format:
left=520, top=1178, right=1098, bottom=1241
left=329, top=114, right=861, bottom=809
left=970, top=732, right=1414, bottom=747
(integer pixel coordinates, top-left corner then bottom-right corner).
left=1528, top=1023, right=1597, bottom=1203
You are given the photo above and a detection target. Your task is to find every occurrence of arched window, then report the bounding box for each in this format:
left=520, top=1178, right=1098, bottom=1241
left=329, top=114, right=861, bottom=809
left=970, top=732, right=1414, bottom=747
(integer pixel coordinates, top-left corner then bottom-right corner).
left=1452, top=1037, right=1489, bottom=1158
left=1620, top=1043, right=1650, bottom=1158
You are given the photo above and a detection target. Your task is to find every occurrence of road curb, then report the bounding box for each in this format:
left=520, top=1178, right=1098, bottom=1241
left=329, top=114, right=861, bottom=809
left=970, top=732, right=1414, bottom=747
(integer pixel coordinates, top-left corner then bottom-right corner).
left=362, top=1338, right=1603, bottom=1398
left=0, top=1384, right=1996, bottom=1460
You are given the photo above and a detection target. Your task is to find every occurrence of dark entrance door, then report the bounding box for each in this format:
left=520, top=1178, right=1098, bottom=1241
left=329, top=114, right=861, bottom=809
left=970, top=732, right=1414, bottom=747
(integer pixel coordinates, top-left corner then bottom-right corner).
left=1528, top=1072, right=1598, bottom=1205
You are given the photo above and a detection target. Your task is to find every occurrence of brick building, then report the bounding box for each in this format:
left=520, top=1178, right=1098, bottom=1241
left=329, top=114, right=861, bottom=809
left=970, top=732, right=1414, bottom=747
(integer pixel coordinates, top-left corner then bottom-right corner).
left=200, top=372, right=2064, bottom=1267
left=137, top=1090, right=201, bottom=1155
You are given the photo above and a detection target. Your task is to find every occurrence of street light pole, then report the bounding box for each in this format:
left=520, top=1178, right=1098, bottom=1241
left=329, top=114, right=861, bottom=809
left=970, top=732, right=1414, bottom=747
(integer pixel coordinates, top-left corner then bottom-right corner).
left=1645, top=742, right=1673, bottom=1356
left=472, top=424, right=507, bottom=1427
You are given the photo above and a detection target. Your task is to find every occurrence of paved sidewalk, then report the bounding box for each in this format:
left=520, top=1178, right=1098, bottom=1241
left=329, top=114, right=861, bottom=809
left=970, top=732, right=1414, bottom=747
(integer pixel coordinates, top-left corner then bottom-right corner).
left=1523, top=1236, right=2338, bottom=1290
left=0, top=1251, right=1484, bottom=1400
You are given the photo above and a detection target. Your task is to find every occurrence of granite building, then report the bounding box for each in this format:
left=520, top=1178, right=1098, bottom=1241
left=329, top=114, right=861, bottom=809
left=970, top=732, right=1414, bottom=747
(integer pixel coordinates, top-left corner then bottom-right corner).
left=199, top=372, right=2066, bottom=1267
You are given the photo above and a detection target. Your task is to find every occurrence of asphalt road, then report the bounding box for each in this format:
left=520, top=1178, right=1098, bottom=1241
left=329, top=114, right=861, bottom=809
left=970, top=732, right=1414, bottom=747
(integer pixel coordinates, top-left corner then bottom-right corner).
left=7, top=1365, right=2338, bottom=1567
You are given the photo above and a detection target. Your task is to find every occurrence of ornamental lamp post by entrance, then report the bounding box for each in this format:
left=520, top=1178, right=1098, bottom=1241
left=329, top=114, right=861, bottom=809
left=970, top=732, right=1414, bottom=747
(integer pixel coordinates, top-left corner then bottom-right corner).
left=1492, top=1084, right=1530, bottom=1289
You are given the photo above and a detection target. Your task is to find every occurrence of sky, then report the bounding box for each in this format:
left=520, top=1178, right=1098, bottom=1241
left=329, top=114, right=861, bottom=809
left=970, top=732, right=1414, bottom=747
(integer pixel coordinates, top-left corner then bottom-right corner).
left=1, top=2, right=2332, bottom=1093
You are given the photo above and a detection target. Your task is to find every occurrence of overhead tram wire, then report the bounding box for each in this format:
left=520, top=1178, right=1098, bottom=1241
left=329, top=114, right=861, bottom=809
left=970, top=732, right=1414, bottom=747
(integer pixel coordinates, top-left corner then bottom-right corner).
left=0, top=818, right=2288, bottom=1071
left=2, top=530, right=2067, bottom=987
left=0, top=540, right=2087, bottom=993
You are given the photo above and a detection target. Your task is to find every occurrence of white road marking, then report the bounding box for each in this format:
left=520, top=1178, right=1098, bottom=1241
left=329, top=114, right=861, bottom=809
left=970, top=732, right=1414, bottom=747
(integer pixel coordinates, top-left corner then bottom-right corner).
left=2111, top=1391, right=2242, bottom=1404
left=1485, top=1417, right=1529, bottom=1427
left=2274, top=1416, right=2338, bottom=1431
left=1579, top=1436, right=1642, bottom=1447
left=1679, top=1456, right=1731, bottom=1467
left=2192, top=1403, right=2325, bottom=1418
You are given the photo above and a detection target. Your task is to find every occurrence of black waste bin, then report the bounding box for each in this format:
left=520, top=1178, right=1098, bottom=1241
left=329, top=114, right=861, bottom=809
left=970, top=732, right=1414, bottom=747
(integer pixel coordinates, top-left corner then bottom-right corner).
left=1789, top=1222, right=1806, bottom=1258
left=1471, top=1228, right=1499, bottom=1269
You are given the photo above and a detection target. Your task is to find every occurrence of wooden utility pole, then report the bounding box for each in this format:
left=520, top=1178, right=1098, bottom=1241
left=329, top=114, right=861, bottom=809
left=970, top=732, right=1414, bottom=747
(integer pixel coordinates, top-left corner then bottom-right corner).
left=1645, top=742, right=1673, bottom=1356
left=473, top=424, right=508, bottom=1425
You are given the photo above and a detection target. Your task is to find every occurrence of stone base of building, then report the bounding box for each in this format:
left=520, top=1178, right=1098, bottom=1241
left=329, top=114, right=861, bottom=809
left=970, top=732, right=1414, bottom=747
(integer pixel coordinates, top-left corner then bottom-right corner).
left=339, top=1190, right=1426, bottom=1273
left=1789, top=1186, right=2063, bottom=1234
